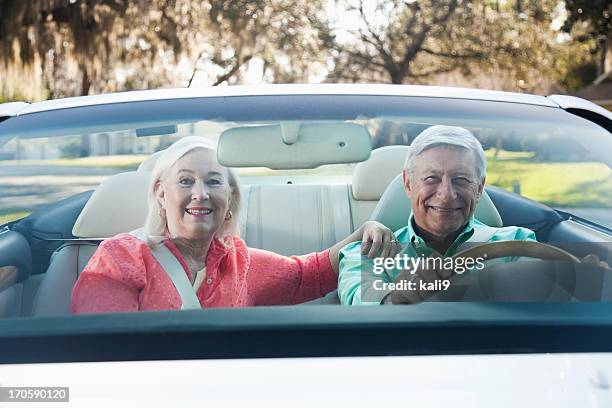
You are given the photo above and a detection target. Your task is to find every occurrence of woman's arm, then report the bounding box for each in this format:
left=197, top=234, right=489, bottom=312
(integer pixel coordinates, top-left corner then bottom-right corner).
left=328, top=220, right=400, bottom=275
left=71, top=237, right=144, bottom=313
left=247, top=221, right=400, bottom=305
left=72, top=272, right=140, bottom=313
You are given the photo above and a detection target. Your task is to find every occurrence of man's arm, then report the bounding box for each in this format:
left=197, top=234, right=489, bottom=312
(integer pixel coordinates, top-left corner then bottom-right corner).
left=338, top=242, right=394, bottom=305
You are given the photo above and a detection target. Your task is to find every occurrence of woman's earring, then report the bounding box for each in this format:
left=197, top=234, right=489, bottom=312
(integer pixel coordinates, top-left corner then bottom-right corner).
left=158, top=207, right=166, bottom=219
left=224, top=210, right=233, bottom=220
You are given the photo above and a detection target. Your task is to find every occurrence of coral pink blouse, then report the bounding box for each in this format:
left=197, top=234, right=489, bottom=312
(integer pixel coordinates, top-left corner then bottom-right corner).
left=71, top=233, right=337, bottom=313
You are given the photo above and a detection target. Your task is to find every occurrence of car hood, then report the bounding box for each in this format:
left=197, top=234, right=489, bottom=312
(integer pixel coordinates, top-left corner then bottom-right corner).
left=2, top=352, right=612, bottom=406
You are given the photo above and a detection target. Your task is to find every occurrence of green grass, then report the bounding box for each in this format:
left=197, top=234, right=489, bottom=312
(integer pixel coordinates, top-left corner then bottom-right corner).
left=0, top=211, right=31, bottom=225
left=486, top=150, right=612, bottom=207
left=0, top=155, right=148, bottom=170
left=485, top=150, right=535, bottom=161
left=1, top=150, right=610, bottom=208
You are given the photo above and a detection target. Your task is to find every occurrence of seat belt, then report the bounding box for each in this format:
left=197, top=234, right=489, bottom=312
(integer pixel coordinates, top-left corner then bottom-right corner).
left=129, top=229, right=202, bottom=310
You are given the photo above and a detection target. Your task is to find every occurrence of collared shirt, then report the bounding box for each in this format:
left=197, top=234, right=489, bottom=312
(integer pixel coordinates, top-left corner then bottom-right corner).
left=338, top=216, right=537, bottom=305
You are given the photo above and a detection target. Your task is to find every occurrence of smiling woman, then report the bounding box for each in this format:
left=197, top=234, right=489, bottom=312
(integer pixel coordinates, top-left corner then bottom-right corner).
left=161, top=151, right=233, bottom=237
left=147, top=137, right=241, bottom=244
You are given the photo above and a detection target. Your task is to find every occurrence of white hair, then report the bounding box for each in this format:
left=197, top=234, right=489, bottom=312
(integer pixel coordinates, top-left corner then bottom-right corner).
left=404, top=125, right=486, bottom=180
left=142, top=136, right=241, bottom=244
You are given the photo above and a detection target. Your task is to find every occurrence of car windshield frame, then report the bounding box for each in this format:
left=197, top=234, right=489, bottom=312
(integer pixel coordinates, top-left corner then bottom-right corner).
left=0, top=94, right=608, bottom=145
left=3, top=303, right=612, bottom=363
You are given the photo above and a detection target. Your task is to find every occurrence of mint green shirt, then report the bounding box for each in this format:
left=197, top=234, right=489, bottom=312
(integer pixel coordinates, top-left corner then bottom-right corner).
left=338, top=216, right=537, bottom=305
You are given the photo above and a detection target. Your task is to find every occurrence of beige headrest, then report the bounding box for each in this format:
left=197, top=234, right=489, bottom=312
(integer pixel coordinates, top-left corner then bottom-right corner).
left=137, top=150, right=164, bottom=172
left=72, top=171, right=151, bottom=238
left=370, top=174, right=503, bottom=230
left=351, top=145, right=410, bottom=200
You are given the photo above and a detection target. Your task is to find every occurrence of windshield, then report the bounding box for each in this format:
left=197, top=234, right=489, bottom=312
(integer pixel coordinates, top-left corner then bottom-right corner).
left=1, top=95, right=610, bottom=227
left=0, top=94, right=610, bottom=325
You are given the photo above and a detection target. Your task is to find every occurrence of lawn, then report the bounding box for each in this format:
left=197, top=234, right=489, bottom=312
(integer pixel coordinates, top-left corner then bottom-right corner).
left=486, top=150, right=612, bottom=207
left=0, top=210, right=31, bottom=225
left=0, top=150, right=610, bottom=227
left=0, top=154, right=148, bottom=170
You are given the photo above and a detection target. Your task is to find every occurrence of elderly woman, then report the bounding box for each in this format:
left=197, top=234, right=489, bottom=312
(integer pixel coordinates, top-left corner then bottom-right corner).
left=72, top=137, right=400, bottom=312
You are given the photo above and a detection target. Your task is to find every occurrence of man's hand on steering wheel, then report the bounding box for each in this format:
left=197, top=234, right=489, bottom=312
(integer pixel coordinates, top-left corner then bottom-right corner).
left=581, top=254, right=611, bottom=270
left=387, top=241, right=611, bottom=304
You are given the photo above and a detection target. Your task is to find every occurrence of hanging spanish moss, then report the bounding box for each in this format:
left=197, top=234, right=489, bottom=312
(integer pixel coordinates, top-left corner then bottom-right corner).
left=0, top=0, right=330, bottom=101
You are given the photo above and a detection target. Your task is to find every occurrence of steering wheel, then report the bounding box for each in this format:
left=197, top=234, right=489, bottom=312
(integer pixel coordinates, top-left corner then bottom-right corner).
left=452, top=240, right=580, bottom=263
left=429, top=241, right=610, bottom=302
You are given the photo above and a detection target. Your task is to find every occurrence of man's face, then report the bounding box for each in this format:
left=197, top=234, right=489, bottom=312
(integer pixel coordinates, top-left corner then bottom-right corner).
left=404, top=146, right=485, bottom=241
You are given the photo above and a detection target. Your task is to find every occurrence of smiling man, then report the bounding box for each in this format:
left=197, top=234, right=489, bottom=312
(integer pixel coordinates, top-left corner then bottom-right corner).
left=338, top=125, right=537, bottom=305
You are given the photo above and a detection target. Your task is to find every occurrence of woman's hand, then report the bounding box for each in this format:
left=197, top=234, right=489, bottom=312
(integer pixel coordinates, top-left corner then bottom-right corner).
left=328, top=220, right=402, bottom=276
left=360, top=221, right=402, bottom=259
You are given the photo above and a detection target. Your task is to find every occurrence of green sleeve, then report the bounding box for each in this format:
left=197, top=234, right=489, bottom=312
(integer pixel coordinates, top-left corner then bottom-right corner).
left=488, top=226, right=538, bottom=263
left=516, top=227, right=537, bottom=242
left=338, top=241, right=392, bottom=305
left=338, top=242, right=364, bottom=305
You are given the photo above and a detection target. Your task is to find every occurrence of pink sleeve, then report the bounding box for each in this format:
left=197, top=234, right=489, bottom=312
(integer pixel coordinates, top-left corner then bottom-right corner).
left=71, top=236, right=146, bottom=314
left=247, top=248, right=337, bottom=305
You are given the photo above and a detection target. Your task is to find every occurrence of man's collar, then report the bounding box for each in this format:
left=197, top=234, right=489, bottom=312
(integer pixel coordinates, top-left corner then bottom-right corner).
left=405, top=214, right=475, bottom=248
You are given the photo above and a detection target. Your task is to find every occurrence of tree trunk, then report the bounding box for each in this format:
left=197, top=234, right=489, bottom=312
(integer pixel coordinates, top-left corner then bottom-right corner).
left=80, top=64, right=91, bottom=96
left=515, top=0, right=523, bottom=14
left=493, top=135, right=503, bottom=158
left=598, top=38, right=607, bottom=77
left=390, top=71, right=403, bottom=84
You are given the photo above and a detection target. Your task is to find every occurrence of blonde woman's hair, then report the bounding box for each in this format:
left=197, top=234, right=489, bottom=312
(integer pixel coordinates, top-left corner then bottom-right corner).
left=142, top=136, right=241, bottom=244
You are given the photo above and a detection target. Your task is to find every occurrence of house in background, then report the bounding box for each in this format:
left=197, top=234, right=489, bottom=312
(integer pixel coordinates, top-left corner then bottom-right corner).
left=0, top=122, right=225, bottom=160
left=573, top=71, right=612, bottom=112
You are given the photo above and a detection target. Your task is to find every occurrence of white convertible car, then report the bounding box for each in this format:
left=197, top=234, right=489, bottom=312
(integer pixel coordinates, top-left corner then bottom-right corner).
left=0, top=84, right=611, bottom=406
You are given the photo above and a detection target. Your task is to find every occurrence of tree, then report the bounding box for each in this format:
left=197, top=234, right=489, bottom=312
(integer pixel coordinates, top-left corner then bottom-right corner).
left=189, top=0, right=330, bottom=85
left=0, top=0, right=330, bottom=100
left=0, top=0, right=132, bottom=98
left=325, top=0, right=565, bottom=92
left=325, top=0, right=467, bottom=84
left=562, top=0, right=612, bottom=77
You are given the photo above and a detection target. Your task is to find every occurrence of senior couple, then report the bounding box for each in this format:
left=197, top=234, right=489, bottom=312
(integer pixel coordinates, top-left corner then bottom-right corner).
left=71, top=125, right=540, bottom=313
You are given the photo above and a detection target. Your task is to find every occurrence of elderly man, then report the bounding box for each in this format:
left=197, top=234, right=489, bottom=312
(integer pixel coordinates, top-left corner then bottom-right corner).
left=338, top=125, right=537, bottom=305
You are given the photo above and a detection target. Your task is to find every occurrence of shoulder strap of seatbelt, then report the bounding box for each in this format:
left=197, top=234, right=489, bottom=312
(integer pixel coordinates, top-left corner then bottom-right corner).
left=129, top=229, right=202, bottom=310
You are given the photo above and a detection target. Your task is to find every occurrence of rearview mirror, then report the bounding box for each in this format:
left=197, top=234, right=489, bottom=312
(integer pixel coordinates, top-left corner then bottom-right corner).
left=218, top=122, right=372, bottom=169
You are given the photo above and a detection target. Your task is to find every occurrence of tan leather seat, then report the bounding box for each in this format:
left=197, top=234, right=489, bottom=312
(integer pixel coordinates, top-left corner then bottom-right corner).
left=137, top=150, right=163, bottom=172
left=31, top=171, right=151, bottom=316
left=349, top=145, right=410, bottom=228
left=240, top=184, right=351, bottom=256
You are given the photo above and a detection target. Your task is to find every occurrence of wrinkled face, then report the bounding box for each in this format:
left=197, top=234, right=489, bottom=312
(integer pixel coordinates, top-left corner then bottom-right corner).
left=155, top=148, right=232, bottom=241
left=404, top=146, right=485, bottom=241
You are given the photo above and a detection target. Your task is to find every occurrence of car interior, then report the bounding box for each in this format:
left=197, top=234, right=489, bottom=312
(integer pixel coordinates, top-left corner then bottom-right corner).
left=1, top=134, right=611, bottom=319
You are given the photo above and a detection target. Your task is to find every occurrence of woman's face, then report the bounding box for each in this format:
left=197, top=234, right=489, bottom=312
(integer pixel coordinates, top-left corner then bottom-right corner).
left=155, top=148, right=232, bottom=241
